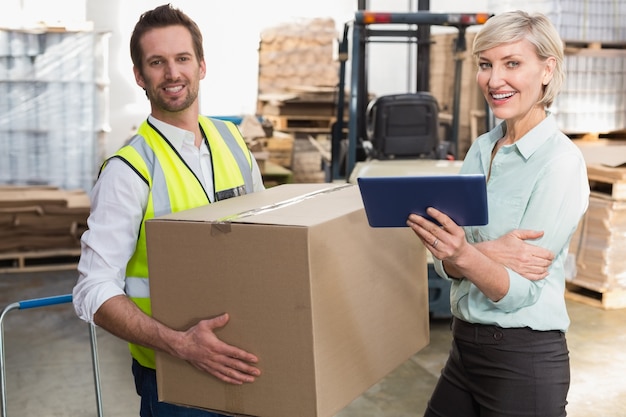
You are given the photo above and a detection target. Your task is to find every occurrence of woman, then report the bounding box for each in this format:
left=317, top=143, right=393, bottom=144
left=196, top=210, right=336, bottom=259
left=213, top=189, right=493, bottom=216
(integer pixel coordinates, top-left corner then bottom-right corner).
left=407, top=10, right=589, bottom=417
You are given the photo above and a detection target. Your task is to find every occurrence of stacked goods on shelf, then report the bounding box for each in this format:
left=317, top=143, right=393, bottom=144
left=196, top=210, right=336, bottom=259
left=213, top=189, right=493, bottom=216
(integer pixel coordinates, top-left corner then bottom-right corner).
left=237, top=115, right=295, bottom=187
left=290, top=134, right=330, bottom=184
left=0, top=28, right=109, bottom=193
left=257, top=18, right=339, bottom=183
left=0, top=185, right=89, bottom=272
left=262, top=131, right=295, bottom=169
left=569, top=140, right=626, bottom=309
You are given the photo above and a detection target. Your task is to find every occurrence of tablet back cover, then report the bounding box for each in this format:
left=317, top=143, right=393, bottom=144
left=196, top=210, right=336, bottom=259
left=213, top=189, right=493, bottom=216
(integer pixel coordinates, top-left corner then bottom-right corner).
left=357, top=174, right=488, bottom=227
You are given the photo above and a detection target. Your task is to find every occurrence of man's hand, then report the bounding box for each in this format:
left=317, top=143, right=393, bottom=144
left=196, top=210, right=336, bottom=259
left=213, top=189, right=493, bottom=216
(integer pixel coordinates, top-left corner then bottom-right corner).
left=94, top=297, right=260, bottom=385
left=178, top=313, right=261, bottom=385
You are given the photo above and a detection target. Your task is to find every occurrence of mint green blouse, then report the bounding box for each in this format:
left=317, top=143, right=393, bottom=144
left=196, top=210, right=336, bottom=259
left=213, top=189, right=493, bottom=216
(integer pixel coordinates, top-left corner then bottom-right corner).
left=434, top=113, right=590, bottom=332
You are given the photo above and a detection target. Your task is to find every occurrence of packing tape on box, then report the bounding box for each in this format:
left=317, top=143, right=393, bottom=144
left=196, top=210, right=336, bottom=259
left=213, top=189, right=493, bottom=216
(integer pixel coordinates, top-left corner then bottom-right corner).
left=216, top=184, right=352, bottom=223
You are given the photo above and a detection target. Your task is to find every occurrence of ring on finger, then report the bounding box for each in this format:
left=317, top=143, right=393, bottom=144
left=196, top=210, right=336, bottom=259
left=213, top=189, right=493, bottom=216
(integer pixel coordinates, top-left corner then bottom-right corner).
left=432, top=238, right=439, bottom=248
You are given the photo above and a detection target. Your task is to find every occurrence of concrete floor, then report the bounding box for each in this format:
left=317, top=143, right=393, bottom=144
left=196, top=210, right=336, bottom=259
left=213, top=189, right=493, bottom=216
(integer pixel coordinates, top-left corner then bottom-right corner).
left=1, top=270, right=625, bottom=417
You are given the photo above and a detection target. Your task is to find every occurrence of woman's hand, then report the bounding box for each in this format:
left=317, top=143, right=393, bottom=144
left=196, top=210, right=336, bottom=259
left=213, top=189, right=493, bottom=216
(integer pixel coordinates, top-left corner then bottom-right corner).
left=475, top=230, right=554, bottom=281
left=407, top=207, right=468, bottom=264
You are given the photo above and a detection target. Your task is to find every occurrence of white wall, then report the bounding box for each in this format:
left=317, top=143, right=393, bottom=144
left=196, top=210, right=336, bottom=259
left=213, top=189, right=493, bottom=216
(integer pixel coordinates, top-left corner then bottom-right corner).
left=85, top=0, right=488, bottom=155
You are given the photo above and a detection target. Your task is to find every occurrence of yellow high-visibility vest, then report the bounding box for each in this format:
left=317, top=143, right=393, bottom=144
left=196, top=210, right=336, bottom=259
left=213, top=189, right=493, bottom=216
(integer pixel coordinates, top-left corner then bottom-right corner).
left=103, top=116, right=254, bottom=369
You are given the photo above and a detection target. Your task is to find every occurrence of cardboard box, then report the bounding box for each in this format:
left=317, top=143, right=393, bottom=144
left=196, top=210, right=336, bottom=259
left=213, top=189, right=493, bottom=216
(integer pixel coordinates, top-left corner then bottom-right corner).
left=146, top=183, right=429, bottom=417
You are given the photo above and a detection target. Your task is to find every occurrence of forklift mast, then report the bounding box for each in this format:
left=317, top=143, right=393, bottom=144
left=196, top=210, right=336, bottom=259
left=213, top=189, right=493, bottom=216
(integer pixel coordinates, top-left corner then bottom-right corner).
left=330, top=11, right=490, bottom=181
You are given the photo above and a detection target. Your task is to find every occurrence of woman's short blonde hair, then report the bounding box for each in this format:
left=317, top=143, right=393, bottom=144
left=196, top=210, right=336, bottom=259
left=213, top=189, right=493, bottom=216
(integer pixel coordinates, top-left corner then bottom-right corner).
left=472, top=10, right=564, bottom=108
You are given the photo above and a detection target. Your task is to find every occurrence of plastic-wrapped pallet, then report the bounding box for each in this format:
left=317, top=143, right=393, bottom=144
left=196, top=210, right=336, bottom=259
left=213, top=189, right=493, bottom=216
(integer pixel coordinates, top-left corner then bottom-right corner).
left=0, top=29, right=109, bottom=192
left=487, top=0, right=626, bottom=43
left=553, top=47, right=626, bottom=133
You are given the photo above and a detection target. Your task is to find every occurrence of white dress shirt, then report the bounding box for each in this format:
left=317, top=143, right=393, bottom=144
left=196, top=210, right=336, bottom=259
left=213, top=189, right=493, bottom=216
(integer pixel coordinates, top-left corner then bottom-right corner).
left=73, top=116, right=265, bottom=323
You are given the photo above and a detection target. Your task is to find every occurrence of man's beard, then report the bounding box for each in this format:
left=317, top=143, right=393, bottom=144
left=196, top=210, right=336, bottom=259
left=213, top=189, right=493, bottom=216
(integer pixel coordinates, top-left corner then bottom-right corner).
left=149, top=83, right=198, bottom=113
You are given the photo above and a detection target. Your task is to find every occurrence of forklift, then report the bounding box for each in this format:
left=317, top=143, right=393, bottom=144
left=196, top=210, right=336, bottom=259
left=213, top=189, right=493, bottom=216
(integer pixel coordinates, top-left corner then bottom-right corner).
left=329, top=6, right=490, bottom=318
left=329, top=8, right=490, bottom=182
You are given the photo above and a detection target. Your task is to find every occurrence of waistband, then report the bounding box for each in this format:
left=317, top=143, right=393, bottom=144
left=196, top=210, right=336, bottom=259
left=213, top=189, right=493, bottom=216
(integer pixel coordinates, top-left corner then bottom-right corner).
left=452, top=317, right=564, bottom=345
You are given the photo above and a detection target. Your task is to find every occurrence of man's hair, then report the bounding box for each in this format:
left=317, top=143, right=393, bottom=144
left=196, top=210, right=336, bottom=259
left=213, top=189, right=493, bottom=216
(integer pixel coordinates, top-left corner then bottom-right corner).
left=472, top=10, right=564, bottom=108
left=130, top=3, right=204, bottom=72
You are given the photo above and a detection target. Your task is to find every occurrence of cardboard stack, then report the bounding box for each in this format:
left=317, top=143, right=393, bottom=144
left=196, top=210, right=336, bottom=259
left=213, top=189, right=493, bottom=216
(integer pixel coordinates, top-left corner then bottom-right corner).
left=569, top=140, right=626, bottom=307
left=260, top=131, right=295, bottom=169
left=0, top=185, right=89, bottom=254
left=570, top=165, right=626, bottom=291
left=146, top=183, right=429, bottom=417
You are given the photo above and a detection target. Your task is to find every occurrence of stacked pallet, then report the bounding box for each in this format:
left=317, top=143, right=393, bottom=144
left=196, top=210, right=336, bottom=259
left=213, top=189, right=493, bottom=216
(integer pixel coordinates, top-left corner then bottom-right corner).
left=0, top=185, right=89, bottom=272
left=257, top=87, right=345, bottom=136
left=257, top=18, right=340, bottom=184
left=568, top=140, right=626, bottom=309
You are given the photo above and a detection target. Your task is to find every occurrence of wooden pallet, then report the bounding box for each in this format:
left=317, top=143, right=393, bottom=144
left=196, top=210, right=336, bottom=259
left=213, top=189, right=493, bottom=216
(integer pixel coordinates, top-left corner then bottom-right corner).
left=565, top=282, right=626, bottom=310
left=587, top=164, right=626, bottom=200
left=564, top=40, right=626, bottom=51
left=0, top=249, right=81, bottom=273
left=265, top=115, right=344, bottom=134
left=567, top=130, right=626, bottom=141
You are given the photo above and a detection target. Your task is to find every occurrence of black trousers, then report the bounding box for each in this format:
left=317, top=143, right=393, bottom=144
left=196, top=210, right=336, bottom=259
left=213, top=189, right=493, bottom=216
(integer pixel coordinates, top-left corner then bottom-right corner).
left=424, top=318, right=570, bottom=417
left=132, top=359, right=229, bottom=417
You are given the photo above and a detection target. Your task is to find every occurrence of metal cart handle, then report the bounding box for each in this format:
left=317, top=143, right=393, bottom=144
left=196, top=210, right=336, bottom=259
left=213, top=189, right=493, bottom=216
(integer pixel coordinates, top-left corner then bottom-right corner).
left=17, top=294, right=73, bottom=310
left=0, top=294, right=103, bottom=417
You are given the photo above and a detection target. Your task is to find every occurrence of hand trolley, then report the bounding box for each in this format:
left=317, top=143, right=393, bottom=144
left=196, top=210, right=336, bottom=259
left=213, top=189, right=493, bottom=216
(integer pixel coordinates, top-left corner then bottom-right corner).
left=0, top=294, right=103, bottom=417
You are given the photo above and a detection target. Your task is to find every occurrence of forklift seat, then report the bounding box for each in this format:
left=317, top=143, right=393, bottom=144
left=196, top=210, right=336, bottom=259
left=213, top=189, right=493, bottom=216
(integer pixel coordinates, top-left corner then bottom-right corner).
left=365, top=92, right=440, bottom=159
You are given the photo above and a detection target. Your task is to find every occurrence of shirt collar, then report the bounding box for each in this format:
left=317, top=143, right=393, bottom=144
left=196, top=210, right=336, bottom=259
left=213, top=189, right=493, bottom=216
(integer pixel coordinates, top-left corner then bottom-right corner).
left=514, top=112, right=557, bottom=159
left=480, top=111, right=557, bottom=160
left=147, top=115, right=196, bottom=152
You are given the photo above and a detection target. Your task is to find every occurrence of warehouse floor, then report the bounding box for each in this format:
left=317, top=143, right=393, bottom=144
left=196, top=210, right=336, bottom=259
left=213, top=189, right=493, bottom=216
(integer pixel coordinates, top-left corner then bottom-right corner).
left=1, top=270, right=625, bottom=417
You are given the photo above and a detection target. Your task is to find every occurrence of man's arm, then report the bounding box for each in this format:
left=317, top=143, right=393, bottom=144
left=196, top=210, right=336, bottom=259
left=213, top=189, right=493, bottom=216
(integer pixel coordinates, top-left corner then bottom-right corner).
left=94, top=295, right=260, bottom=384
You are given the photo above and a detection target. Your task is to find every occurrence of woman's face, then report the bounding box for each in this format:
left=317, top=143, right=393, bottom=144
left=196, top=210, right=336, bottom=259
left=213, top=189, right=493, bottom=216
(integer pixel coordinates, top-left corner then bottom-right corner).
left=476, top=39, right=555, bottom=123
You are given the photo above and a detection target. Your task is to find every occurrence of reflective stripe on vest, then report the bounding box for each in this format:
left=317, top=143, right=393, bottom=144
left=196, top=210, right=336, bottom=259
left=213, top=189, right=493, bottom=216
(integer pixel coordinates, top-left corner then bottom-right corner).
left=211, top=118, right=254, bottom=197
left=125, top=276, right=150, bottom=298
left=105, top=116, right=254, bottom=369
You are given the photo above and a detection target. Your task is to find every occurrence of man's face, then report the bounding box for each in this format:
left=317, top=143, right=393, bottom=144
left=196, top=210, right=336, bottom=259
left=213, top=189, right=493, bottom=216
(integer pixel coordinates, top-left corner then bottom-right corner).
left=133, top=25, right=206, bottom=117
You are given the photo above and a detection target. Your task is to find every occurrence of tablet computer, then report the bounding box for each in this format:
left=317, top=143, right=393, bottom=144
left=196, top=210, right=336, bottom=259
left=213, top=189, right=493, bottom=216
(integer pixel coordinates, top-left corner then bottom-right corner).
left=357, top=174, right=488, bottom=227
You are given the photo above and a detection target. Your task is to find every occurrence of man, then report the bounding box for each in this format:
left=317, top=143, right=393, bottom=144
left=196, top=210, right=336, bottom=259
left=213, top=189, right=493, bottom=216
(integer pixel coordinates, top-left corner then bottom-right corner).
left=73, top=4, right=264, bottom=416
